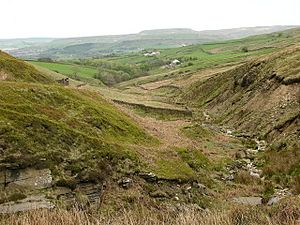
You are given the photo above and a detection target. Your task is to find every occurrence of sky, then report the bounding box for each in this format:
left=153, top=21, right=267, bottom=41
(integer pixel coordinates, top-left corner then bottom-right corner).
left=0, top=0, right=299, bottom=39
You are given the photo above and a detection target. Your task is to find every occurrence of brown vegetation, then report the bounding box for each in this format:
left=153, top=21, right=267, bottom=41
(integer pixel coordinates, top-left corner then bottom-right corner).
left=1, top=197, right=300, bottom=225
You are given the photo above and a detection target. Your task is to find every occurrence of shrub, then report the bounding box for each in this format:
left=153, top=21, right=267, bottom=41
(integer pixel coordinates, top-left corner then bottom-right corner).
left=241, top=47, right=249, bottom=53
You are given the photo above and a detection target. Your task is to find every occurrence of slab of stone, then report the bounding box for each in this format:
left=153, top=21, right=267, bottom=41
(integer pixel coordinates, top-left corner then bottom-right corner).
left=267, top=196, right=282, bottom=206
left=0, top=195, right=54, bottom=214
left=4, top=168, right=52, bottom=190
left=232, top=197, right=262, bottom=206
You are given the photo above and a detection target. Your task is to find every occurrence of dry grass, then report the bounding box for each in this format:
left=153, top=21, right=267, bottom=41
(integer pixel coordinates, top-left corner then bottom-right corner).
left=1, top=197, right=300, bottom=225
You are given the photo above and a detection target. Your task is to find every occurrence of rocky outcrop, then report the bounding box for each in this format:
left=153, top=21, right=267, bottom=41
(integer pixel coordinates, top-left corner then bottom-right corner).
left=0, top=70, right=9, bottom=81
left=232, top=197, right=262, bottom=206
left=0, top=195, right=54, bottom=214
left=0, top=168, right=52, bottom=190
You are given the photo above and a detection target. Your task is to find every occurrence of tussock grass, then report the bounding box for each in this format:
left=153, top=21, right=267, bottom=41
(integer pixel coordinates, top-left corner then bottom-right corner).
left=1, top=197, right=300, bottom=225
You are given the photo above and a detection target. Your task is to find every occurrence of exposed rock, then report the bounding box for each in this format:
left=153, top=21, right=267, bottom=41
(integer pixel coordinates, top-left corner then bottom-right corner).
left=118, top=177, right=133, bottom=189
left=0, top=70, right=9, bottom=81
left=226, top=129, right=233, bottom=136
left=203, top=112, right=210, bottom=121
left=0, top=195, right=54, bottom=214
left=255, top=139, right=267, bottom=151
left=232, top=197, right=262, bottom=206
left=75, top=183, right=103, bottom=205
left=192, top=182, right=206, bottom=190
left=235, top=150, right=246, bottom=159
left=0, top=168, right=52, bottom=190
left=267, top=196, right=282, bottom=206
left=250, top=171, right=260, bottom=178
left=223, top=174, right=234, bottom=181
left=139, top=172, right=157, bottom=182
left=185, top=186, right=192, bottom=191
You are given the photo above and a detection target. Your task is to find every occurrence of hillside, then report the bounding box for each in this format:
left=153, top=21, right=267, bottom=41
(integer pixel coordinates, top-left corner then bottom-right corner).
left=0, top=52, right=222, bottom=215
left=0, top=53, right=154, bottom=212
left=0, top=50, right=53, bottom=83
left=2, top=26, right=297, bottom=59
left=1, top=29, right=300, bottom=224
left=183, top=45, right=300, bottom=185
left=25, top=28, right=300, bottom=86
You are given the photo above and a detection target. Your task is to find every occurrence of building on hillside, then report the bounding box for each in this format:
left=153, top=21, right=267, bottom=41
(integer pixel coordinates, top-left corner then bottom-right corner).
left=144, top=51, right=161, bottom=57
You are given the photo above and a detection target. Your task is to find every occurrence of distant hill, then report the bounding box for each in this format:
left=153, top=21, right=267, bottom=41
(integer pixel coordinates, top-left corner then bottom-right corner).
left=0, top=38, right=54, bottom=51
left=1, top=26, right=297, bottom=59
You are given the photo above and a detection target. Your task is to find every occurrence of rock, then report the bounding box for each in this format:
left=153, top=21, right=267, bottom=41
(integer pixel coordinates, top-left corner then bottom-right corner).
left=232, top=197, right=262, bottom=206
left=139, top=172, right=157, bottom=182
left=241, top=159, right=251, bottom=164
left=245, top=149, right=258, bottom=155
left=235, top=150, right=246, bottom=159
left=0, top=195, right=54, bottom=214
left=186, top=186, right=192, bottom=191
left=203, top=112, right=210, bottom=120
left=0, top=168, right=52, bottom=190
left=75, top=183, right=103, bottom=205
left=174, top=196, right=179, bottom=201
left=192, top=182, right=206, bottom=190
left=250, top=171, right=260, bottom=178
left=118, top=177, right=133, bottom=189
left=223, top=174, right=234, bottom=181
left=243, top=149, right=258, bottom=160
left=267, top=196, right=282, bottom=206
left=53, top=186, right=73, bottom=198
left=255, top=139, right=267, bottom=151
left=229, top=170, right=235, bottom=174
left=226, top=129, right=233, bottom=135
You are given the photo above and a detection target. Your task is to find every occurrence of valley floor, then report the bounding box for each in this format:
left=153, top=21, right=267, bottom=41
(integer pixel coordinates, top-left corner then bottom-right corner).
left=79, top=65, right=295, bottom=207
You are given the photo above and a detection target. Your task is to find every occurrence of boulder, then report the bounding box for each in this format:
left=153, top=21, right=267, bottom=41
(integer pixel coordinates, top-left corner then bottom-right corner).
left=232, top=197, right=262, bottom=206
left=139, top=172, right=157, bottom=182
left=267, top=196, right=282, bottom=206
left=118, top=177, right=133, bottom=189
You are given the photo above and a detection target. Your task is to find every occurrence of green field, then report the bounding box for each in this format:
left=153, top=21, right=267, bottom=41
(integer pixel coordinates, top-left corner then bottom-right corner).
left=29, top=61, right=98, bottom=78
left=27, top=29, right=300, bottom=86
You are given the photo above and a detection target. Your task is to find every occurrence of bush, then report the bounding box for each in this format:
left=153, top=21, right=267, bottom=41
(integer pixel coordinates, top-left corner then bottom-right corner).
left=241, top=47, right=249, bottom=53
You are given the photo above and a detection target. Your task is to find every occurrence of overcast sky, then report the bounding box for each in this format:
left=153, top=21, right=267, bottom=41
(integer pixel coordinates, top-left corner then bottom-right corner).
left=0, top=0, right=299, bottom=39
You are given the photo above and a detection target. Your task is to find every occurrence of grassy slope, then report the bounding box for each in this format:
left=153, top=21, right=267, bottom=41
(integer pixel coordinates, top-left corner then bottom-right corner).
left=0, top=51, right=53, bottom=83
left=0, top=53, right=161, bottom=190
left=107, top=28, right=300, bottom=70
left=29, top=61, right=98, bottom=78
left=182, top=45, right=300, bottom=187
left=1, top=52, right=210, bottom=193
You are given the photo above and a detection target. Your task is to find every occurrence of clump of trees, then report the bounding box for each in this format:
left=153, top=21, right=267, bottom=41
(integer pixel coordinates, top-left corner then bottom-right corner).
left=92, top=61, right=147, bottom=85
left=37, top=57, right=53, bottom=62
left=70, top=58, right=169, bottom=86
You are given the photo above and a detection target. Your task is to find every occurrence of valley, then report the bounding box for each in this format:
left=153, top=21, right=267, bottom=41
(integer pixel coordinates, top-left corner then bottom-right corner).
left=0, top=27, right=299, bottom=224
